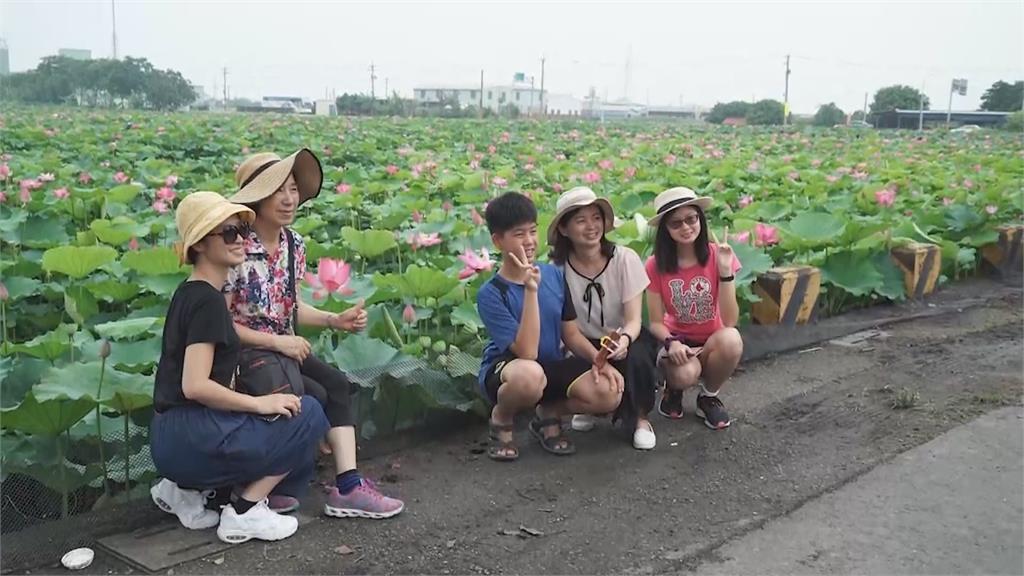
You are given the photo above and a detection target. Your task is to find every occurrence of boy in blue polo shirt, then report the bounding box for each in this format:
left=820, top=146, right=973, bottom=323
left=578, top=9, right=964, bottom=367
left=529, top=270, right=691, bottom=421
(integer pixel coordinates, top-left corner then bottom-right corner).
left=477, top=192, right=624, bottom=461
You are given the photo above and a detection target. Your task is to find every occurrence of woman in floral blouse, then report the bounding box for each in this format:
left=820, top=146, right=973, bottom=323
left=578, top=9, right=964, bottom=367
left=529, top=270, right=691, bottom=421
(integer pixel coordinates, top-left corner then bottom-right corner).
left=225, top=149, right=404, bottom=520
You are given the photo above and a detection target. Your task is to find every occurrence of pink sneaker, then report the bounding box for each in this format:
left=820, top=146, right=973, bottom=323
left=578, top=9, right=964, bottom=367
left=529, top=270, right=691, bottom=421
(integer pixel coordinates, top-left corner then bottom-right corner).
left=323, top=482, right=404, bottom=519
left=267, top=495, right=299, bottom=514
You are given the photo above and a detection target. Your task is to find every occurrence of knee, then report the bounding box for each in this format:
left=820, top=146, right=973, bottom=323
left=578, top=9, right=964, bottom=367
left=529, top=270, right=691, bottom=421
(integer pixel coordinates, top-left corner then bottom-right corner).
left=503, top=360, right=547, bottom=402
left=717, top=327, right=744, bottom=358
left=592, top=387, right=623, bottom=414
left=299, top=396, right=329, bottom=431
left=666, top=361, right=701, bottom=388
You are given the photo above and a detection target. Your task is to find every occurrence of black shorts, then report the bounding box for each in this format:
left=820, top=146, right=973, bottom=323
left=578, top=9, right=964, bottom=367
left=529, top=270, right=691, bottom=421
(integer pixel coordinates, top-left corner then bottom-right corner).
left=483, top=355, right=591, bottom=405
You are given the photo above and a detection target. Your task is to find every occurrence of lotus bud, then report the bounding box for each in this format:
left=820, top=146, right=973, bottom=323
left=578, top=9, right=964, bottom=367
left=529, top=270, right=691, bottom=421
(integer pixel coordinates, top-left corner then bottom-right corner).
left=99, top=339, right=112, bottom=359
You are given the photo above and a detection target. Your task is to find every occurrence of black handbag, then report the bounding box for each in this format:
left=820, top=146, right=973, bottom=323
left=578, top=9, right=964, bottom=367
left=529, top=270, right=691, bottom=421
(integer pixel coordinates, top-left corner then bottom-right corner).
left=235, top=229, right=305, bottom=397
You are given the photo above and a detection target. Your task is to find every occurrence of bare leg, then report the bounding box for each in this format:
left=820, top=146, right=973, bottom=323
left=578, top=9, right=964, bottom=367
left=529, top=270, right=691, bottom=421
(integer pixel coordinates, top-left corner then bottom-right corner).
left=327, top=426, right=357, bottom=474
left=491, top=360, right=546, bottom=458
left=698, top=328, right=743, bottom=394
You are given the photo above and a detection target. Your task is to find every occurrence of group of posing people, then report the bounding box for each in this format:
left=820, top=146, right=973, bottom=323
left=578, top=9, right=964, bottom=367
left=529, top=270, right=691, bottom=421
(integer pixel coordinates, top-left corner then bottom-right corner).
left=478, top=185, right=743, bottom=460
left=150, top=146, right=743, bottom=545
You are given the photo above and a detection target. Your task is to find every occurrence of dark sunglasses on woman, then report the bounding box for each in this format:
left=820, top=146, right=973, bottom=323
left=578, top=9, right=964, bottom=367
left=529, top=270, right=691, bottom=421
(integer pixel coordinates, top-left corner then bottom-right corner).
left=209, top=224, right=250, bottom=244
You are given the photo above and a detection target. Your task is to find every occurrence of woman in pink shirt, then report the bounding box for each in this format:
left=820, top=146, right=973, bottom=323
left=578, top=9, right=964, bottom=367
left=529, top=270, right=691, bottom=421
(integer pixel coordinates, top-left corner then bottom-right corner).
left=644, top=187, right=744, bottom=431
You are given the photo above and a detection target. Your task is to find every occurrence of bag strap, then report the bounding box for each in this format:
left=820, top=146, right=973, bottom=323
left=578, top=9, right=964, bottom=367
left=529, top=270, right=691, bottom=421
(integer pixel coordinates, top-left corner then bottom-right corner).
left=285, top=228, right=298, bottom=335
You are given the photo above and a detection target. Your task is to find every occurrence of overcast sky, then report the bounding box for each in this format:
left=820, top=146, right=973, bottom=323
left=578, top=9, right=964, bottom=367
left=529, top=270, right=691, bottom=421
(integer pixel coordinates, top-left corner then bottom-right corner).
left=2, top=1, right=1022, bottom=113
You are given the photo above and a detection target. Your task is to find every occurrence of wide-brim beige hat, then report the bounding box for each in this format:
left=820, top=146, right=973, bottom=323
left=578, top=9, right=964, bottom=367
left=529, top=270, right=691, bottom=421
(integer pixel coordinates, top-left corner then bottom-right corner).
left=174, top=191, right=255, bottom=264
left=229, top=148, right=323, bottom=206
left=647, top=186, right=713, bottom=228
left=547, top=186, right=615, bottom=245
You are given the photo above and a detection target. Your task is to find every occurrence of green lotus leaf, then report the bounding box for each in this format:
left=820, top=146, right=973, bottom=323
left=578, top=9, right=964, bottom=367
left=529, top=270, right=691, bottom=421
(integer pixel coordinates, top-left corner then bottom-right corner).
left=122, top=247, right=182, bottom=275
left=341, top=226, right=398, bottom=258
left=94, top=317, right=163, bottom=340
left=42, top=245, right=118, bottom=278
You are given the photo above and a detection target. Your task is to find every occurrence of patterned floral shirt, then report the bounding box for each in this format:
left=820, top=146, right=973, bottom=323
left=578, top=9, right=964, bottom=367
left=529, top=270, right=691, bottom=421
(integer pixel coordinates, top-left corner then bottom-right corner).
left=225, top=227, right=307, bottom=336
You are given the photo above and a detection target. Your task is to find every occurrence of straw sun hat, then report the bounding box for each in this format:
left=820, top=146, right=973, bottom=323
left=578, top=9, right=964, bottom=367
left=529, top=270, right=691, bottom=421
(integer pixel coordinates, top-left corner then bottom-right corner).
left=646, top=187, right=713, bottom=228
left=546, top=186, right=616, bottom=245
left=229, top=148, right=324, bottom=206
left=174, top=191, right=255, bottom=264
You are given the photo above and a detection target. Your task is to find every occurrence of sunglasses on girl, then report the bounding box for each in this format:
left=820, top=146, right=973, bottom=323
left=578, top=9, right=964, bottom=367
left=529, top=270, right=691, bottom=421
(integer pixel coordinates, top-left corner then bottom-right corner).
left=667, top=214, right=700, bottom=230
left=208, top=224, right=250, bottom=244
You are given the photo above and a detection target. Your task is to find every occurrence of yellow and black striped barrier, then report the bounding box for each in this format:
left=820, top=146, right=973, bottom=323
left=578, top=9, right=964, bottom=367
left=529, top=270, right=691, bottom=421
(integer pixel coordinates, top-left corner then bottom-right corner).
left=981, top=225, right=1023, bottom=279
left=891, top=243, right=941, bottom=299
left=751, top=265, right=821, bottom=326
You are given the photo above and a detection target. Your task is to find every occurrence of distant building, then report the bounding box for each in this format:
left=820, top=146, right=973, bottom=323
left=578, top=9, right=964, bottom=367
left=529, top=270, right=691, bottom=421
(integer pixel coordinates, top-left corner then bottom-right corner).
left=0, top=38, right=9, bottom=76
left=261, top=96, right=313, bottom=113
left=58, top=48, right=92, bottom=60
left=874, top=109, right=1010, bottom=129
left=414, top=75, right=545, bottom=115
left=546, top=93, right=583, bottom=117
left=314, top=99, right=337, bottom=116
left=581, top=99, right=647, bottom=120
left=647, top=105, right=704, bottom=120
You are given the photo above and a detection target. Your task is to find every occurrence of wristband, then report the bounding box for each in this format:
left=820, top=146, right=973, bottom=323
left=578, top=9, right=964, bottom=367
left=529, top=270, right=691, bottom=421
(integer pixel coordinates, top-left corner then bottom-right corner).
left=623, top=333, right=633, bottom=347
left=663, top=335, right=682, bottom=351
left=719, top=274, right=735, bottom=282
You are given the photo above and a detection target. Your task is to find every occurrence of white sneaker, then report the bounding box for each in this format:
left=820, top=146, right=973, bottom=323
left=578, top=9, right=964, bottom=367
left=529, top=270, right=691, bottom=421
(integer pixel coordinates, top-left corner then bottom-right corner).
left=217, top=500, right=298, bottom=544
left=633, top=422, right=657, bottom=450
left=571, top=414, right=597, bottom=432
left=150, top=479, right=220, bottom=530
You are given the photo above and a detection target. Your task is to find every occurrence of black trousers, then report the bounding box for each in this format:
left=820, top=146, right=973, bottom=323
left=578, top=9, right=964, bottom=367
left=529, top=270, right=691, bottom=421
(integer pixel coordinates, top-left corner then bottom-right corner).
left=299, top=353, right=355, bottom=428
left=588, top=327, right=659, bottom=422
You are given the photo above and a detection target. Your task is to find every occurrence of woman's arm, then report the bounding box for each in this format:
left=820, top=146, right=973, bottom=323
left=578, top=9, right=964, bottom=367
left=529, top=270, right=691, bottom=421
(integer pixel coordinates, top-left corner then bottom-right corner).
left=718, top=280, right=739, bottom=327
left=621, top=293, right=643, bottom=341
left=562, top=320, right=600, bottom=363
left=645, top=291, right=672, bottom=344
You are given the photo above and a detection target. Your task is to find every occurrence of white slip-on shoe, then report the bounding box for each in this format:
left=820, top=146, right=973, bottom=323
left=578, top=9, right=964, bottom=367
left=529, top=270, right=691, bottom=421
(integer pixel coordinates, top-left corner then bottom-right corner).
left=217, top=500, right=298, bottom=544
left=633, top=422, right=657, bottom=450
left=571, top=414, right=597, bottom=432
left=150, top=479, right=220, bottom=530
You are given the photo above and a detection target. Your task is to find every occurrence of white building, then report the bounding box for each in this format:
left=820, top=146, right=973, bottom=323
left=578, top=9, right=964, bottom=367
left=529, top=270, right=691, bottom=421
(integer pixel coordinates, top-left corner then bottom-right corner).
left=545, top=93, right=583, bottom=117
left=414, top=76, right=545, bottom=115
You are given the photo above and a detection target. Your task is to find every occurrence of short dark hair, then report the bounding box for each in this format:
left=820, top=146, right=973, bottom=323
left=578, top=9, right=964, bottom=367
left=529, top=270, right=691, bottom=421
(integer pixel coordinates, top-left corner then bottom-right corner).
left=485, top=192, right=537, bottom=235
left=548, top=206, right=616, bottom=264
left=654, top=205, right=710, bottom=273
left=186, top=246, right=199, bottom=265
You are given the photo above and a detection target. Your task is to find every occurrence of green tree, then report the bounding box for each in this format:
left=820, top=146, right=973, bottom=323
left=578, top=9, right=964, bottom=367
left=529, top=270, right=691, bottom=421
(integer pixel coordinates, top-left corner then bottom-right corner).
left=1006, top=111, right=1024, bottom=132
left=814, top=102, right=846, bottom=126
left=870, top=85, right=929, bottom=116
left=980, top=80, right=1024, bottom=112
left=706, top=100, right=752, bottom=124
left=747, top=99, right=785, bottom=125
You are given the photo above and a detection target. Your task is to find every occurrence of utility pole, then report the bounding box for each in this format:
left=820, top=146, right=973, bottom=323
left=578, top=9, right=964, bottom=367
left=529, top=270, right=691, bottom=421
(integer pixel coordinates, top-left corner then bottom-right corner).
left=369, top=62, right=377, bottom=99
left=863, top=91, right=868, bottom=122
left=384, top=78, right=389, bottom=99
left=539, top=57, right=546, bottom=116
left=783, top=54, right=791, bottom=126
left=918, top=80, right=925, bottom=132
left=111, top=0, right=118, bottom=59
left=222, top=67, right=228, bottom=107
left=479, top=69, right=484, bottom=118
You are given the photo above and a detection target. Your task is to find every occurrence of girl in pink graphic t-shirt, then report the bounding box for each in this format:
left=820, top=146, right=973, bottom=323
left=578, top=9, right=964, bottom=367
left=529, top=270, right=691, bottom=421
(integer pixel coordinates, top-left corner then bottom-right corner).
left=644, top=187, right=743, bottom=431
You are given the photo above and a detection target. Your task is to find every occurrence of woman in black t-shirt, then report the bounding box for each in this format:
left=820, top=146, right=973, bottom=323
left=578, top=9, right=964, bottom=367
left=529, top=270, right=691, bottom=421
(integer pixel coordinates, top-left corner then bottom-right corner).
left=149, top=192, right=328, bottom=545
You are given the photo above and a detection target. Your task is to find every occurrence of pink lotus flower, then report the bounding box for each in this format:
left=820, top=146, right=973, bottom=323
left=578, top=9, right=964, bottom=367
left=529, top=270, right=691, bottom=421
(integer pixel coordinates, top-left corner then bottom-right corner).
left=500, top=132, right=511, bottom=143
left=555, top=153, right=567, bottom=161
left=826, top=174, right=839, bottom=183
left=973, top=164, right=982, bottom=173
left=985, top=205, right=998, bottom=215
left=39, top=173, right=55, bottom=182
left=336, top=183, right=352, bottom=194
left=733, top=231, right=751, bottom=245
left=20, top=178, right=41, bottom=190
left=583, top=171, right=601, bottom=184
left=408, top=232, right=442, bottom=250
left=443, top=201, right=453, bottom=213
left=811, top=159, right=822, bottom=167
left=852, top=170, right=868, bottom=180
left=304, top=258, right=353, bottom=298
left=0, top=282, right=7, bottom=301
left=412, top=210, right=423, bottom=223
left=19, top=187, right=31, bottom=204
left=782, top=155, right=793, bottom=164
left=0, top=191, right=7, bottom=204
left=165, top=175, right=178, bottom=187
left=598, top=159, right=613, bottom=170
left=470, top=207, right=485, bottom=226
left=875, top=188, right=896, bottom=207
left=457, top=248, right=493, bottom=279
left=469, top=160, right=480, bottom=170
left=663, top=154, right=677, bottom=166
left=523, top=163, right=534, bottom=172
left=128, top=237, right=139, bottom=251
left=754, top=223, right=780, bottom=247
left=739, top=195, right=754, bottom=208
left=397, top=146, right=413, bottom=156
left=710, top=149, right=724, bottom=159
left=156, top=187, right=176, bottom=202
left=493, top=177, right=508, bottom=188
left=788, top=171, right=800, bottom=181
left=0, top=163, right=10, bottom=179
left=552, top=183, right=563, bottom=193
left=488, top=145, right=497, bottom=154
left=402, top=304, right=417, bottom=325
left=78, top=171, right=92, bottom=184
left=625, top=166, right=637, bottom=179
left=114, top=172, right=129, bottom=184
left=943, top=197, right=954, bottom=206
left=152, top=200, right=169, bottom=214
left=747, top=161, right=759, bottom=172
left=53, top=187, right=70, bottom=200
left=385, top=165, right=399, bottom=176
left=963, top=179, right=974, bottom=189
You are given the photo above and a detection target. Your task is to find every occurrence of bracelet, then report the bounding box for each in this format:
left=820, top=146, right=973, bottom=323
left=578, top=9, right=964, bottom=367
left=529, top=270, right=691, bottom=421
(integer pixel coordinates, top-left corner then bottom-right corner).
left=663, top=335, right=682, bottom=351
left=623, top=333, right=633, bottom=347
left=719, top=274, right=735, bottom=282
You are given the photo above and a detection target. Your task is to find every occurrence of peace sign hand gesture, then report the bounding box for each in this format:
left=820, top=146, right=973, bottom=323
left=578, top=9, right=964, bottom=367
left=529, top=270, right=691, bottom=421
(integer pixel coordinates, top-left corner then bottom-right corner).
left=508, top=246, right=541, bottom=292
left=716, top=226, right=735, bottom=277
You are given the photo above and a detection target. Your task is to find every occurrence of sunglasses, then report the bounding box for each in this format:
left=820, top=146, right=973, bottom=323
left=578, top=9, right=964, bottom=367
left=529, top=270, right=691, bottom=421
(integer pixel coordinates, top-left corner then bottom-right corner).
left=208, top=224, right=249, bottom=244
left=666, top=214, right=700, bottom=230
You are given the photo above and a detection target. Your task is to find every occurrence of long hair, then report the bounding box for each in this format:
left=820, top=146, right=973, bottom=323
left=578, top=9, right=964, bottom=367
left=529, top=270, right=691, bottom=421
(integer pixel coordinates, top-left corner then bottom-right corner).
left=654, top=205, right=710, bottom=274
left=548, top=206, right=616, bottom=265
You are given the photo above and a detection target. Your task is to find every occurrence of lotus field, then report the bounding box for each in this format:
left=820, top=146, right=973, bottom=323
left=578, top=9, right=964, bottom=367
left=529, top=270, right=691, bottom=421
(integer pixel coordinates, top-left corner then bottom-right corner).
left=0, top=106, right=1021, bottom=516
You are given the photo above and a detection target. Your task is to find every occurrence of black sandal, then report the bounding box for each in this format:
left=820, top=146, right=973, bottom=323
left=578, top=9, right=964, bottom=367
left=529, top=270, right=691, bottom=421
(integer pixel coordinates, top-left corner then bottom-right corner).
left=488, top=421, right=519, bottom=462
left=529, top=417, right=576, bottom=456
